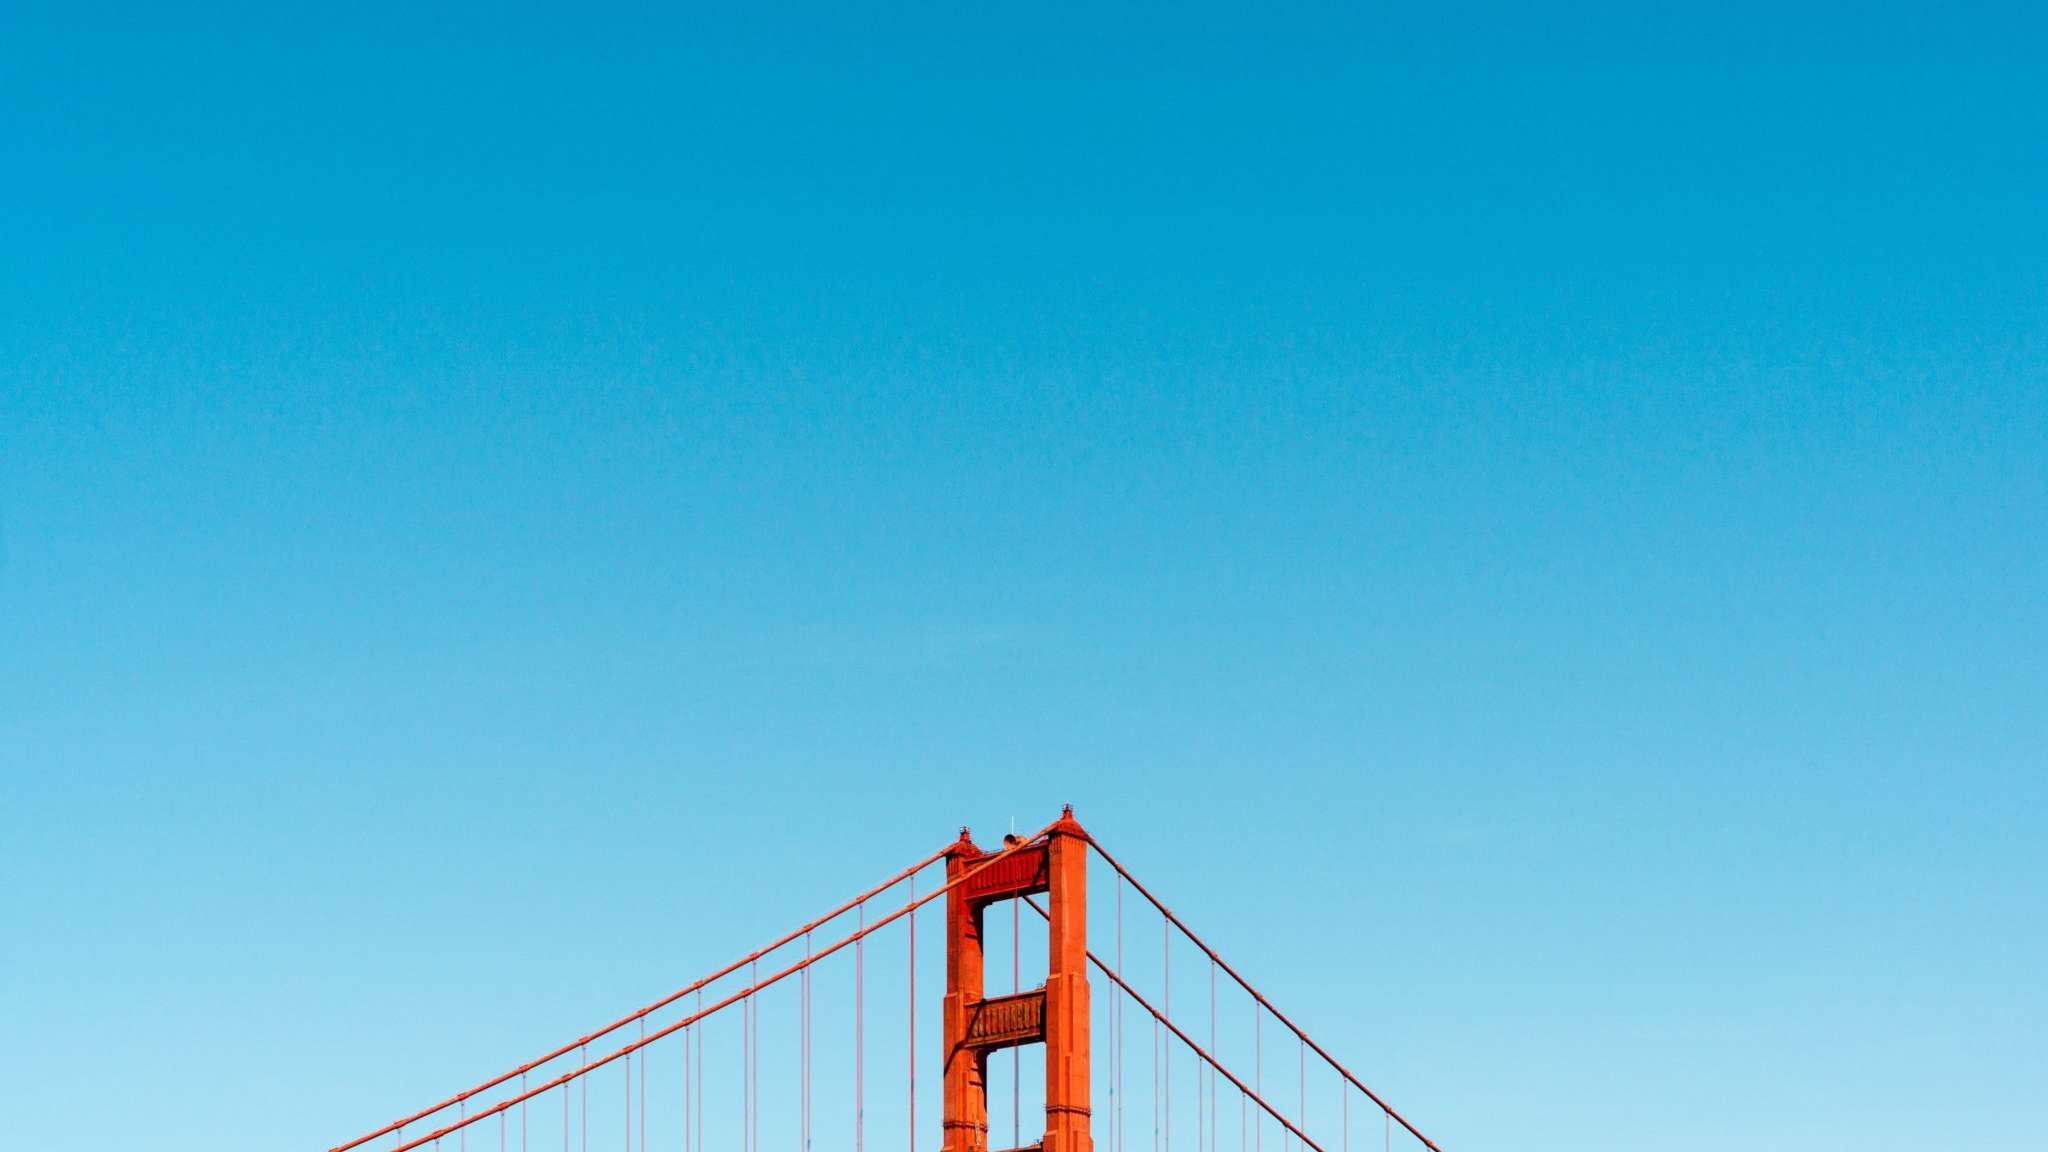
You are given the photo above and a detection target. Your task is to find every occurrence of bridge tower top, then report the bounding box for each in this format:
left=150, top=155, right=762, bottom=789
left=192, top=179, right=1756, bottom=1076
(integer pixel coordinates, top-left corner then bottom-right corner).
left=942, top=810, right=1092, bottom=1152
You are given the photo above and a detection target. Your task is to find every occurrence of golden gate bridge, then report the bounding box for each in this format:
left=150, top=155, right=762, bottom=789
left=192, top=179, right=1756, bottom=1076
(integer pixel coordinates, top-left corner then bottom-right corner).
left=328, top=809, right=1442, bottom=1152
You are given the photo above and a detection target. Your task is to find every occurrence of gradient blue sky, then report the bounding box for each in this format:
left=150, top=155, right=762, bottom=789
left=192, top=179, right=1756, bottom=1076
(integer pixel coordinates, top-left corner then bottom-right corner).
left=2, top=2, right=2044, bottom=1150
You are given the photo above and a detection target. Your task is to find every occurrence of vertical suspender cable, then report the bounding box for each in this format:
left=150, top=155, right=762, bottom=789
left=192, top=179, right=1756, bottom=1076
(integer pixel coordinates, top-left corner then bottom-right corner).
left=1012, top=898, right=1020, bottom=1150
left=856, top=902, right=865, bottom=1152
left=1209, top=962, right=1217, bottom=1152
left=800, top=937, right=808, bottom=1152
left=759, top=962, right=767, bottom=1152
left=639, top=1018, right=646, bottom=1152
left=796, top=935, right=803, bottom=1152
left=749, top=967, right=757, bottom=1152
left=749, top=971, right=757, bottom=1152
left=1082, top=838, right=1440, bottom=1152
left=625, top=1050, right=632, bottom=1152
left=581, top=1044, right=589, bottom=1152
left=751, top=971, right=756, bottom=1152
left=804, top=931, right=813, bottom=1152
left=909, top=873, right=917, bottom=1152
left=1116, top=874, right=1124, bottom=1152
left=1163, top=918, right=1170, bottom=1152
left=696, top=990, right=704, bottom=1152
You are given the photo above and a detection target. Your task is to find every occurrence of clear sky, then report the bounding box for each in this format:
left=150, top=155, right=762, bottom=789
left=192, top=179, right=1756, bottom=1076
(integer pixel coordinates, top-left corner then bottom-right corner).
left=2, top=2, right=2043, bottom=1150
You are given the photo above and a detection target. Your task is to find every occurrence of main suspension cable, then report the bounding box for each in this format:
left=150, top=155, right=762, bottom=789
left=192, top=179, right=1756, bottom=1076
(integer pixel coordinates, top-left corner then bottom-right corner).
left=382, top=828, right=1056, bottom=1152
left=1080, top=838, right=1442, bottom=1152
left=335, top=846, right=953, bottom=1152
left=1018, top=895, right=1329, bottom=1152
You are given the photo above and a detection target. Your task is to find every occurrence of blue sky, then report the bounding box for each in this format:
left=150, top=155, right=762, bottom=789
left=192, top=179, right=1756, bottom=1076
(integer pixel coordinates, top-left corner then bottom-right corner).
left=2, top=2, right=2043, bottom=1150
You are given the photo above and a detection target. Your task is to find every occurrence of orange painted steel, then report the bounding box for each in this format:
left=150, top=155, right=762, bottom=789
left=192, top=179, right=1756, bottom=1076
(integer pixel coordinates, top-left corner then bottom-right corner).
left=944, top=830, right=992, bottom=1152
left=1078, top=836, right=1443, bottom=1152
left=944, top=807, right=1092, bottom=1152
left=332, top=844, right=952, bottom=1152
left=334, top=812, right=1447, bottom=1152
left=965, top=989, right=1047, bottom=1050
left=370, top=826, right=1058, bottom=1152
left=1042, top=811, right=1092, bottom=1152
left=963, top=841, right=1051, bottom=906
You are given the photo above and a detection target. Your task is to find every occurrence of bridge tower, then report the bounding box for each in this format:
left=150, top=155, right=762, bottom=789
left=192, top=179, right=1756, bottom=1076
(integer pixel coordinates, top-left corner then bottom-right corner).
left=942, top=807, right=1092, bottom=1152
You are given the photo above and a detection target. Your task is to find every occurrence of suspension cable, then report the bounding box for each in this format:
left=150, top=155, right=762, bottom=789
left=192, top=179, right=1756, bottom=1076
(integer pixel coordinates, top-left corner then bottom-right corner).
left=1012, top=897, right=1021, bottom=1149
left=908, top=872, right=917, bottom=1152
left=682, top=1012, right=691, bottom=1152
left=334, top=846, right=954, bottom=1152
left=380, top=828, right=1057, bottom=1152
left=855, top=902, right=864, bottom=1152
left=758, top=971, right=763, bottom=1152
left=750, top=959, right=760, bottom=1152
left=749, top=955, right=757, bottom=1147
left=1080, top=837, right=1443, bottom=1152
left=695, top=990, right=703, bottom=1152
left=1196, top=959, right=1212, bottom=1152
left=1018, top=895, right=1328, bottom=1152
left=804, top=931, right=813, bottom=1152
